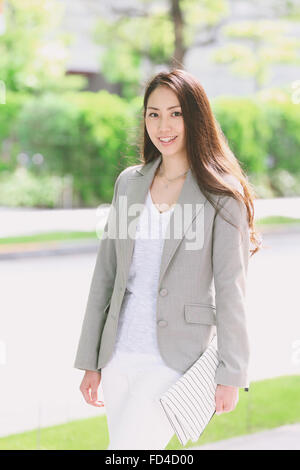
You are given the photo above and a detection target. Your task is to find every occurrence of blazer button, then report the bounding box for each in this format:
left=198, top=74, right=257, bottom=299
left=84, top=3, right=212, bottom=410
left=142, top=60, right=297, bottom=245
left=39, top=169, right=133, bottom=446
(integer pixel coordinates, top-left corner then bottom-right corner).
left=158, top=320, right=168, bottom=327
left=160, top=288, right=168, bottom=296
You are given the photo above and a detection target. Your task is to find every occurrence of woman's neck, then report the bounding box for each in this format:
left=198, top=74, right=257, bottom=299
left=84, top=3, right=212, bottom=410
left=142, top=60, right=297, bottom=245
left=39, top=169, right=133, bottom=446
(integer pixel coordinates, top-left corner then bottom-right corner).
left=158, top=155, right=190, bottom=179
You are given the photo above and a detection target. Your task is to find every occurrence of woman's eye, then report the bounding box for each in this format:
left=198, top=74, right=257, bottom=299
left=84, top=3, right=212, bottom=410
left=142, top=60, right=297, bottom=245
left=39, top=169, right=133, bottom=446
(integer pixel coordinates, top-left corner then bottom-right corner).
left=148, top=112, right=182, bottom=117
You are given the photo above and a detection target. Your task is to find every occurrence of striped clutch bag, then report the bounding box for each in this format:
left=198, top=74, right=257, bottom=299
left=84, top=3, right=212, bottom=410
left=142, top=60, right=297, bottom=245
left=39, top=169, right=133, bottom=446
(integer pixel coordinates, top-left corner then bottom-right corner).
left=159, top=334, right=249, bottom=446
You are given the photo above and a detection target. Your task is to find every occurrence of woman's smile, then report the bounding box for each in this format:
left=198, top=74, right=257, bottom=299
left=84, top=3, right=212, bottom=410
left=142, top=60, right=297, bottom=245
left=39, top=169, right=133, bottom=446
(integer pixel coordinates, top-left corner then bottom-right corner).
left=158, top=136, right=178, bottom=146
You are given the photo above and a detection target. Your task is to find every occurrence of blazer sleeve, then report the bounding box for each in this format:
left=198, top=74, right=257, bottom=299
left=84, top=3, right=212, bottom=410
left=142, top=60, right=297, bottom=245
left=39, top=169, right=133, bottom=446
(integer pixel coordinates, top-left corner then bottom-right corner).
left=212, top=191, right=251, bottom=388
left=73, top=173, right=121, bottom=372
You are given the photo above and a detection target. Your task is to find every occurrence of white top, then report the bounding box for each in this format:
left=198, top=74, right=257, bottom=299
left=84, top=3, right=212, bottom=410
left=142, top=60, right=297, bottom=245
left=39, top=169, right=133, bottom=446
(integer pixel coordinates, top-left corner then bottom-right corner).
left=112, top=189, right=175, bottom=360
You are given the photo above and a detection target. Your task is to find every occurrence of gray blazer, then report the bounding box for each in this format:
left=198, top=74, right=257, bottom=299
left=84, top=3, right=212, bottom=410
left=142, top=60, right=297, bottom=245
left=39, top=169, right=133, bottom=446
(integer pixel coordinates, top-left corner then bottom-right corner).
left=74, top=154, right=251, bottom=388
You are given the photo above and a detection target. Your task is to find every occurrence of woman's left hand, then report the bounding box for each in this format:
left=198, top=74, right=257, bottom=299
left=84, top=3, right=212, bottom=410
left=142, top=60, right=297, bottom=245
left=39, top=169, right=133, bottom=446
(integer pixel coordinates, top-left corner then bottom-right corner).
left=215, top=384, right=239, bottom=415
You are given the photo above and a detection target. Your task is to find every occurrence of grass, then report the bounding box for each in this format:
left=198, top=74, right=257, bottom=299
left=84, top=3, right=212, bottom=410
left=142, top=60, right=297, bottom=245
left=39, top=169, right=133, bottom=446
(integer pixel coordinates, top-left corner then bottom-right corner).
left=0, top=231, right=98, bottom=245
left=0, top=375, right=299, bottom=450
left=255, top=216, right=300, bottom=226
left=0, top=216, right=299, bottom=248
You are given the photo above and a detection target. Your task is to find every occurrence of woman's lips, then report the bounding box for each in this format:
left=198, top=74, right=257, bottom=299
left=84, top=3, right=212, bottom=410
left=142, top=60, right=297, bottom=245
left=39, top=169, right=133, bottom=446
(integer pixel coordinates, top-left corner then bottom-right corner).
left=158, top=136, right=178, bottom=146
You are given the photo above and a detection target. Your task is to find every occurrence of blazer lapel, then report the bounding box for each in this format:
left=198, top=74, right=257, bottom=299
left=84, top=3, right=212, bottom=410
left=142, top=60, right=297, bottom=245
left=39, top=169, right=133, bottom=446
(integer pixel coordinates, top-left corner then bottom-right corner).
left=118, top=154, right=208, bottom=288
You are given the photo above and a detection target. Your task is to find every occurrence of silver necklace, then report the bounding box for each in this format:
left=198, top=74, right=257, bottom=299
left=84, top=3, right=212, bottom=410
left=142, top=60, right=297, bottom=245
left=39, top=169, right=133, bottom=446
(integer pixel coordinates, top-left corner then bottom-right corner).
left=158, top=163, right=190, bottom=189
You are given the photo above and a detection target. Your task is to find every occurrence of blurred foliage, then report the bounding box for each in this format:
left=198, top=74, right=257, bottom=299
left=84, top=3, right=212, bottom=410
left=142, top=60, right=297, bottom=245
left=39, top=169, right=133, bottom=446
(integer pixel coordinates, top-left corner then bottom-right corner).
left=0, top=167, right=64, bottom=207
left=212, top=89, right=300, bottom=197
left=267, top=168, right=300, bottom=196
left=0, top=0, right=86, bottom=93
left=250, top=0, right=300, bottom=20
left=13, top=91, right=138, bottom=206
left=264, top=101, right=300, bottom=174
left=93, top=0, right=229, bottom=99
left=212, top=96, right=271, bottom=174
left=0, top=91, right=27, bottom=172
left=249, top=169, right=300, bottom=198
left=212, top=19, right=300, bottom=90
left=93, top=1, right=300, bottom=99
left=1, top=87, right=300, bottom=206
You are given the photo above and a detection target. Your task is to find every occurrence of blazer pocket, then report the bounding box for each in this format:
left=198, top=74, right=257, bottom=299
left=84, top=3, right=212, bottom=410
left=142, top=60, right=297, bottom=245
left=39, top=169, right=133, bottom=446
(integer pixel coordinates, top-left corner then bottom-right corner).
left=184, top=304, right=216, bottom=325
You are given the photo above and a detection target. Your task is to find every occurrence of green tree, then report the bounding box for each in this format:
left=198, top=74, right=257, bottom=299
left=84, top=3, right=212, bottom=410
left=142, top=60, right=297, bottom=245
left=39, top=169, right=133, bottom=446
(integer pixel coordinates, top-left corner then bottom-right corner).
left=212, top=19, right=300, bottom=90
left=0, top=0, right=86, bottom=94
left=93, top=0, right=230, bottom=99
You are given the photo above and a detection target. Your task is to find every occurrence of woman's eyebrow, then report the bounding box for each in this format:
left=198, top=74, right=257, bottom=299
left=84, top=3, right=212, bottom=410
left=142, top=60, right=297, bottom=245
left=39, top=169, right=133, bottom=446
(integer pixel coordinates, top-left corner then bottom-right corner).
left=147, top=105, right=181, bottom=110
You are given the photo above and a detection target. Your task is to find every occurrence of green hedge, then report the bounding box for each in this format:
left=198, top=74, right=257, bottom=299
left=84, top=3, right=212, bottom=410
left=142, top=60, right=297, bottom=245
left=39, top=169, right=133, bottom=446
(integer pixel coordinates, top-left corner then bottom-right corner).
left=0, top=92, right=28, bottom=172
left=0, top=167, right=64, bottom=208
left=212, top=96, right=271, bottom=175
left=0, top=90, right=300, bottom=206
left=13, top=91, right=138, bottom=206
left=264, top=101, right=300, bottom=174
left=212, top=94, right=300, bottom=197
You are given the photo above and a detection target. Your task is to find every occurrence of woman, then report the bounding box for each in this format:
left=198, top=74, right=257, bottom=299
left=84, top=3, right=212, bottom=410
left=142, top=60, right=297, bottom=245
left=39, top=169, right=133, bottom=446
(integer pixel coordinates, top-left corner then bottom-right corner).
left=74, top=69, right=261, bottom=450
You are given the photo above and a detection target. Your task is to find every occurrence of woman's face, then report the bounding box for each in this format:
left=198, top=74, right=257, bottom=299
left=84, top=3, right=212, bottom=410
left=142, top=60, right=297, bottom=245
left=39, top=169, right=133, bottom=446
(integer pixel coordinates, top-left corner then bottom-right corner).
left=145, top=86, right=186, bottom=159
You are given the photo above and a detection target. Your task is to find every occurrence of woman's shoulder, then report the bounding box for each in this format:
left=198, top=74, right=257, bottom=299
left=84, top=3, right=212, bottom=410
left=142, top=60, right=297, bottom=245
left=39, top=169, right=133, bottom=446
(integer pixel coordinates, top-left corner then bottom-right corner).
left=114, top=164, right=143, bottom=192
left=118, top=164, right=142, bottom=179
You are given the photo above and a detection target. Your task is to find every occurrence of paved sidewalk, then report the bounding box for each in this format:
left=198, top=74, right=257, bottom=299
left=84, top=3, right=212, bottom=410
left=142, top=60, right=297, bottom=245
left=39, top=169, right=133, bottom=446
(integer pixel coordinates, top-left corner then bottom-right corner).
left=192, top=423, right=300, bottom=450
left=1, top=197, right=300, bottom=238
left=0, top=197, right=300, bottom=259
left=0, top=206, right=109, bottom=238
left=0, top=238, right=99, bottom=260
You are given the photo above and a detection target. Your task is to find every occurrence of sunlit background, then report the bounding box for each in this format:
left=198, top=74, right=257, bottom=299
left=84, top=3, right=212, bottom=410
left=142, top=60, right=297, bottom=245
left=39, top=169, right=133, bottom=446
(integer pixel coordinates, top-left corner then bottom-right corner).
left=0, top=0, right=300, bottom=450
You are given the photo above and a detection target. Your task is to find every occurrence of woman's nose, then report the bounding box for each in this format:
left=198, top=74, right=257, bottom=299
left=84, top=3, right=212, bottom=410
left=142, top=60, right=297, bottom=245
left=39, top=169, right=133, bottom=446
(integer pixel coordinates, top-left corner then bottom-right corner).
left=158, top=118, right=172, bottom=133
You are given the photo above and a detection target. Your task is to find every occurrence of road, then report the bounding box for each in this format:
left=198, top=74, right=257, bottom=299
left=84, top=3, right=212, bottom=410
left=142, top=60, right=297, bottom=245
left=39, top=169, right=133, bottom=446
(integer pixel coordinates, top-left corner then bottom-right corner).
left=0, top=229, right=299, bottom=437
left=0, top=196, right=300, bottom=238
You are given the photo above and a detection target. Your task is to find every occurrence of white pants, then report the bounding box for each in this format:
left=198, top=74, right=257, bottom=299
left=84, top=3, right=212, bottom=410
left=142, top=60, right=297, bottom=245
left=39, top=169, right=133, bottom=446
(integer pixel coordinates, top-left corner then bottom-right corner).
left=101, top=349, right=183, bottom=450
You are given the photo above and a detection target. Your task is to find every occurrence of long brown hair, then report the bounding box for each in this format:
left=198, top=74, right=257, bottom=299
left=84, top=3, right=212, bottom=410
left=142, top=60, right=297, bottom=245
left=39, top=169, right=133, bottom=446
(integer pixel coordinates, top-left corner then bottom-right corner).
left=135, top=68, right=262, bottom=256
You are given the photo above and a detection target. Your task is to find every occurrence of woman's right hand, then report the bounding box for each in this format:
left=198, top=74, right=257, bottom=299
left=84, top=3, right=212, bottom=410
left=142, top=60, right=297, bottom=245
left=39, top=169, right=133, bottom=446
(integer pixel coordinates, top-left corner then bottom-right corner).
left=79, top=370, right=104, bottom=407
